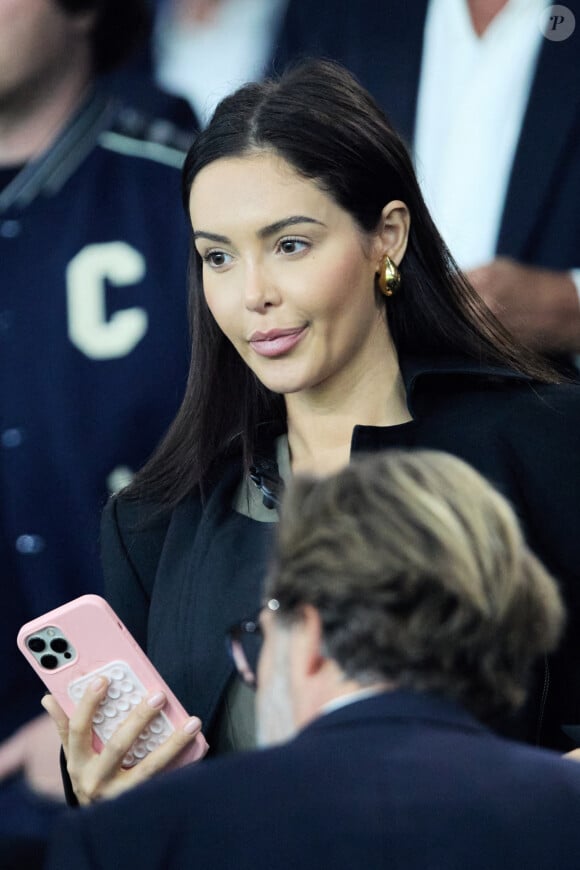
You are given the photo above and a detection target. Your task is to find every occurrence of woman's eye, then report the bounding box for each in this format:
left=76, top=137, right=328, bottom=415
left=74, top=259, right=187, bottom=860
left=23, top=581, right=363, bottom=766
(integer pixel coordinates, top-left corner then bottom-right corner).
left=203, top=250, right=232, bottom=268
left=278, top=238, right=309, bottom=255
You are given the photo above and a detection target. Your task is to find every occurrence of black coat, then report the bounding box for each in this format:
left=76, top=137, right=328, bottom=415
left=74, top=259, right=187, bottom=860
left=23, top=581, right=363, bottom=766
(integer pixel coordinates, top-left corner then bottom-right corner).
left=101, top=357, right=580, bottom=750
left=47, top=690, right=580, bottom=870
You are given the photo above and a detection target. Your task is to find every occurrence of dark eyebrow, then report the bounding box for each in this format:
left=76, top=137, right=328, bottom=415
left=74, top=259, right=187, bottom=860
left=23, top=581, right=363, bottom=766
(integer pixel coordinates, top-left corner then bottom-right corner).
left=192, top=230, right=231, bottom=244
left=192, top=216, right=325, bottom=245
left=257, top=216, right=325, bottom=239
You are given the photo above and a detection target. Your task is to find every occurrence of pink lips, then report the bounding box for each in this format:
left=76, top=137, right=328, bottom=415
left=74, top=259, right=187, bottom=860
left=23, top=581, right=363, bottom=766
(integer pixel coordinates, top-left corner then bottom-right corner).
left=249, top=326, right=307, bottom=358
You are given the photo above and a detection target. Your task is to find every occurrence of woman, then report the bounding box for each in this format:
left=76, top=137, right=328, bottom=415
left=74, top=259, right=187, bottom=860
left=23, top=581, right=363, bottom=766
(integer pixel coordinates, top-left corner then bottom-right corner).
left=45, top=60, right=580, bottom=803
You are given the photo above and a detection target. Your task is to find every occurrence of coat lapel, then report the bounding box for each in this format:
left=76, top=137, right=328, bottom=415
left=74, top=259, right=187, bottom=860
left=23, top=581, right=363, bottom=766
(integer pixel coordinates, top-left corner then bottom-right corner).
left=177, top=462, right=276, bottom=728
left=496, top=33, right=580, bottom=261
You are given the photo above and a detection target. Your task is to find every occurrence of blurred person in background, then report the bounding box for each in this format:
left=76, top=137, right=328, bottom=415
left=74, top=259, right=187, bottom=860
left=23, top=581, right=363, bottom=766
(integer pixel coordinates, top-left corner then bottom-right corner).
left=148, top=0, right=289, bottom=126
left=45, top=450, right=580, bottom=870
left=0, top=0, right=193, bottom=864
left=274, top=0, right=580, bottom=365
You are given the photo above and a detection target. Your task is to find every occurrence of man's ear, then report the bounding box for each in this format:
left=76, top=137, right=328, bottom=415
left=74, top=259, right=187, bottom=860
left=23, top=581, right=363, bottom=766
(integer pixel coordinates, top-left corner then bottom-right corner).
left=291, top=605, right=326, bottom=679
left=287, top=605, right=329, bottom=731
left=374, top=199, right=411, bottom=266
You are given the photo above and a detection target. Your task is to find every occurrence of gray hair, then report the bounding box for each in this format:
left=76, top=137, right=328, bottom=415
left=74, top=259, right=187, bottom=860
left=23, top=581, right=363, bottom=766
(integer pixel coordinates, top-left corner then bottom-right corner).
left=266, top=450, right=564, bottom=722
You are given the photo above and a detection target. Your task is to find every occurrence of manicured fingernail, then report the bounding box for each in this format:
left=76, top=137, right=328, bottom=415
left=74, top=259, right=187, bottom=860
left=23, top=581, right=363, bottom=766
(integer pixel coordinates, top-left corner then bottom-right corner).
left=183, top=716, right=201, bottom=734
left=147, top=691, right=166, bottom=709
left=91, top=677, right=106, bottom=692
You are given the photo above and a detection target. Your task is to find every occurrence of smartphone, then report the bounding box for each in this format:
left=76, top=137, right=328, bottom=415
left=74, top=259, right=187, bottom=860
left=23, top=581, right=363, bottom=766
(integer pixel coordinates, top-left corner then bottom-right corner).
left=17, top=594, right=208, bottom=768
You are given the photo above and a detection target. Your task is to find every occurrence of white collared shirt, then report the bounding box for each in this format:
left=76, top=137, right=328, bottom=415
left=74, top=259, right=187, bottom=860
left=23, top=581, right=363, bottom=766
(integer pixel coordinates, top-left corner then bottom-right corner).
left=414, top=0, right=546, bottom=270
left=321, top=686, right=389, bottom=717
left=414, top=0, right=580, bottom=304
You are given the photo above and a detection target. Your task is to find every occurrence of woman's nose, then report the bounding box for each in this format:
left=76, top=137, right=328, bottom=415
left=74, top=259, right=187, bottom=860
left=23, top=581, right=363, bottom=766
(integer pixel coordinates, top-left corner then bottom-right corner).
left=243, top=264, right=279, bottom=311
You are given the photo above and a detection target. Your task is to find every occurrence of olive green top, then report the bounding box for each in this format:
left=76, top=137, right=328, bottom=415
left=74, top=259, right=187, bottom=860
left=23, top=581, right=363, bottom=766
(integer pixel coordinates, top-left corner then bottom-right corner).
left=213, top=434, right=291, bottom=754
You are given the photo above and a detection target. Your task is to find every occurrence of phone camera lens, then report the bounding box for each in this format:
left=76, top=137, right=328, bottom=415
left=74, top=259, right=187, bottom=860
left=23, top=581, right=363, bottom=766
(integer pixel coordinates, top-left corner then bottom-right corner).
left=50, top=638, right=68, bottom=653
left=40, top=654, right=58, bottom=670
left=28, top=637, right=46, bottom=653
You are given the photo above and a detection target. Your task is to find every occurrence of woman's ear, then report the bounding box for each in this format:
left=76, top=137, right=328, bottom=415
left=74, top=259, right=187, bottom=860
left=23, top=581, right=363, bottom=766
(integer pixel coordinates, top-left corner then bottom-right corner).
left=375, top=200, right=411, bottom=266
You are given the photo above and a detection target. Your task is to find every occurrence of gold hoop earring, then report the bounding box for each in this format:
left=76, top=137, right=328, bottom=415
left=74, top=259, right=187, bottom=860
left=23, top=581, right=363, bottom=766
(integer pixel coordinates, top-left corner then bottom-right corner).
left=377, top=255, right=401, bottom=297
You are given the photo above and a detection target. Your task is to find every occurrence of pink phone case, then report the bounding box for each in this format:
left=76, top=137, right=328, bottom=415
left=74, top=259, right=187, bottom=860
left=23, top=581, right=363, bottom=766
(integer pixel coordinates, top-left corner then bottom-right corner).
left=17, top=594, right=208, bottom=767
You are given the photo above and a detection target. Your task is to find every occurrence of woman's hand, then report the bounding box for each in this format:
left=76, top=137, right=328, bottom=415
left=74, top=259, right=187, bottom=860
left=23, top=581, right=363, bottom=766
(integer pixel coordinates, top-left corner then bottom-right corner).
left=41, top=678, right=205, bottom=805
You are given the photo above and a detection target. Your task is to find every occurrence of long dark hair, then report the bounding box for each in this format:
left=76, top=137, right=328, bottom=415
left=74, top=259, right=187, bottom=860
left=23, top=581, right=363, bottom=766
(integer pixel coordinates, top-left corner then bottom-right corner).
left=127, top=60, right=559, bottom=506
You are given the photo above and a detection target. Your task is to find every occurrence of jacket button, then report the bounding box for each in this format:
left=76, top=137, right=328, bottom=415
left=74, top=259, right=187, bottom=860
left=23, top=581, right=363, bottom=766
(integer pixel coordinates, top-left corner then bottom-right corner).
left=15, top=534, right=46, bottom=555
left=0, top=220, right=21, bottom=238
left=1, top=428, right=24, bottom=448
